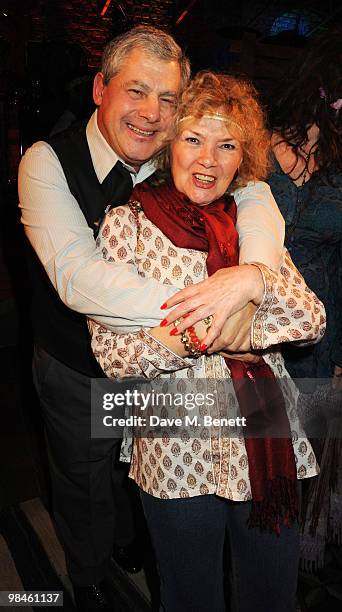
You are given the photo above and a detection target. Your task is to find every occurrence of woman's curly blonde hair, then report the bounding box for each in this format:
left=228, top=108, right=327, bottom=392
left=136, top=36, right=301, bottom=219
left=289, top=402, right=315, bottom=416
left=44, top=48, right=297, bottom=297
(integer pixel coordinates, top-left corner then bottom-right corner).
left=154, top=71, right=270, bottom=192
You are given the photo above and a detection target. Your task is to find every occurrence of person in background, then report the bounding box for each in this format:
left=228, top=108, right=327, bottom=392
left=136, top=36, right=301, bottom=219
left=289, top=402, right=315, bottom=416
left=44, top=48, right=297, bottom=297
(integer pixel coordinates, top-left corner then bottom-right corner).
left=267, top=30, right=342, bottom=573
left=89, top=71, right=326, bottom=612
left=18, top=26, right=285, bottom=610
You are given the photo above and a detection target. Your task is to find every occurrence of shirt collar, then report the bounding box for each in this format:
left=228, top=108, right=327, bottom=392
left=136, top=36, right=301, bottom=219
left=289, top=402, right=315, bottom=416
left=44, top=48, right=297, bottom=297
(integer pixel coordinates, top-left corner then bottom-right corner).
left=86, top=110, right=156, bottom=186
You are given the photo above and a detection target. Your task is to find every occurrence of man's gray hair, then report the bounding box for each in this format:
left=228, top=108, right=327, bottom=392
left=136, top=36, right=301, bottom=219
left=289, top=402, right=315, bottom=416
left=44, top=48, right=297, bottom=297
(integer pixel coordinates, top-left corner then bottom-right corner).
left=101, top=25, right=190, bottom=90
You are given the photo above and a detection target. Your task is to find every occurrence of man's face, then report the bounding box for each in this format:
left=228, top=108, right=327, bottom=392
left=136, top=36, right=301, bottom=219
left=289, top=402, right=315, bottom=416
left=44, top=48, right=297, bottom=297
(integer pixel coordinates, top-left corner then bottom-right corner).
left=93, top=47, right=181, bottom=170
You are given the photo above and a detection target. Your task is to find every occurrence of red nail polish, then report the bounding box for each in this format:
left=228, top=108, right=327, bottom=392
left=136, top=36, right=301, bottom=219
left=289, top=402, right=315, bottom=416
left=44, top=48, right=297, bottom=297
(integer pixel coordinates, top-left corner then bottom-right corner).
left=160, top=303, right=168, bottom=310
left=200, top=344, right=207, bottom=352
left=170, top=327, right=178, bottom=336
left=160, top=318, right=168, bottom=327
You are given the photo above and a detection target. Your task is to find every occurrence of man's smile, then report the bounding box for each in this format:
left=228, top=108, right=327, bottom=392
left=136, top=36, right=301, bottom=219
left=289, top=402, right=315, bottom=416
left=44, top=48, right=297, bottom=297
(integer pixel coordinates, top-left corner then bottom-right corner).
left=127, top=123, right=156, bottom=137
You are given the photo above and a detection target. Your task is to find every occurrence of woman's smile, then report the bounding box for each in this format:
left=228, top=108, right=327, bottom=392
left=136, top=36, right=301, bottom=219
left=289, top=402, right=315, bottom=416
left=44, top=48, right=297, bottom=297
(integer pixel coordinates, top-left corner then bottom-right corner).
left=192, top=173, right=217, bottom=189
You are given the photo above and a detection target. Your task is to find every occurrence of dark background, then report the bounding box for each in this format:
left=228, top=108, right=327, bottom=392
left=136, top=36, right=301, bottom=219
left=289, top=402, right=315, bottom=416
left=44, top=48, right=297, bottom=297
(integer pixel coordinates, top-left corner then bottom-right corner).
left=1, top=0, right=341, bottom=545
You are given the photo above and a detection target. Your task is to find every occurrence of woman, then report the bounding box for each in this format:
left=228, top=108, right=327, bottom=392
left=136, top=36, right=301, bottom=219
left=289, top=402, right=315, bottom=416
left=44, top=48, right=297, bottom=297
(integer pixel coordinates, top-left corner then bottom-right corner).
left=89, top=72, right=325, bottom=611
left=267, top=31, right=342, bottom=572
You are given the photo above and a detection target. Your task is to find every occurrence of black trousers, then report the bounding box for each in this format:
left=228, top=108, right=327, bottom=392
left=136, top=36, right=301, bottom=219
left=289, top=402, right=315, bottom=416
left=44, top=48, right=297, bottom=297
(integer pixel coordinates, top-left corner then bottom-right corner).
left=33, top=346, right=136, bottom=586
left=141, top=491, right=300, bottom=612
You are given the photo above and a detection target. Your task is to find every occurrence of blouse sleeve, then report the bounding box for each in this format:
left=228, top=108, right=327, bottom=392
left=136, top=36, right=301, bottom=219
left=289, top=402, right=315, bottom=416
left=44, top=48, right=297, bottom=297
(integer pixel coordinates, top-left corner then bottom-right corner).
left=251, top=249, right=326, bottom=350
left=233, top=181, right=285, bottom=272
left=88, top=322, right=190, bottom=379
left=88, top=205, right=191, bottom=379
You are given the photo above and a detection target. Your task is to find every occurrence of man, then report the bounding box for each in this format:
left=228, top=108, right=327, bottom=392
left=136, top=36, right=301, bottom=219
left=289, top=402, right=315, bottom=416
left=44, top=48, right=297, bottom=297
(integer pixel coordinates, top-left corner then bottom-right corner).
left=19, top=26, right=189, bottom=610
left=19, top=25, right=283, bottom=610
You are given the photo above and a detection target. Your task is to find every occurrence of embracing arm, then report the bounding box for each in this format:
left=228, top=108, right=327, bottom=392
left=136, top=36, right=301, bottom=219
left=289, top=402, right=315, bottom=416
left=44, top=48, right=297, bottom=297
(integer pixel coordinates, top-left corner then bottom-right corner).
left=234, top=181, right=284, bottom=271
left=19, top=145, right=284, bottom=335
left=18, top=142, right=177, bottom=330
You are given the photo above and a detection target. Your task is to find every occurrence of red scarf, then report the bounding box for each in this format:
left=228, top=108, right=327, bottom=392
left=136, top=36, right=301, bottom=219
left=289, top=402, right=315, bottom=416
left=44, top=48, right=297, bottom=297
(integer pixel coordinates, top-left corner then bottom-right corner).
left=132, top=181, right=298, bottom=533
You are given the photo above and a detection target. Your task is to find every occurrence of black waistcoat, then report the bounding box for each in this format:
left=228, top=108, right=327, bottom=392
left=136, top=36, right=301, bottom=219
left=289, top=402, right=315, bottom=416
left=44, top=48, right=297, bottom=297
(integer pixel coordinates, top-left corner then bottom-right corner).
left=28, top=122, right=128, bottom=377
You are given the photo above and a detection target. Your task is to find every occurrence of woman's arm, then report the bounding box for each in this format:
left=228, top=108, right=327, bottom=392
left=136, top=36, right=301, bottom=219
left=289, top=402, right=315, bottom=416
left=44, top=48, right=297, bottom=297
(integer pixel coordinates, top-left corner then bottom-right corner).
left=159, top=263, right=265, bottom=347
left=88, top=321, right=193, bottom=379
left=162, top=253, right=326, bottom=351
left=89, top=315, right=208, bottom=379
left=214, top=250, right=326, bottom=352
left=250, top=251, right=326, bottom=350
left=166, top=250, right=326, bottom=352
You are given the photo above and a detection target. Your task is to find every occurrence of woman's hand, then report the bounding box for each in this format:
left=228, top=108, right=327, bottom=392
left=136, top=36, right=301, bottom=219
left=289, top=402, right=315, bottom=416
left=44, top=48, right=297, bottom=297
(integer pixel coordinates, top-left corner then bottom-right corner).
left=149, top=319, right=208, bottom=357
left=160, top=265, right=264, bottom=348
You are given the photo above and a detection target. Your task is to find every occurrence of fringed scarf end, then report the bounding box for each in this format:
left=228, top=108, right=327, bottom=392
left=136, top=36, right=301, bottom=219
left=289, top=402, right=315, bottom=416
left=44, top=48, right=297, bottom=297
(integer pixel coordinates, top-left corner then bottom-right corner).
left=247, top=477, right=298, bottom=534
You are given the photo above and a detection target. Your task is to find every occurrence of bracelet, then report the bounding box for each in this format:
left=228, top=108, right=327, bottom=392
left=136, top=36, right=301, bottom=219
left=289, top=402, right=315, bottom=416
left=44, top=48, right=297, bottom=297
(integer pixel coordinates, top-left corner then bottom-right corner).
left=173, top=318, right=205, bottom=357
left=188, top=325, right=202, bottom=350
left=180, top=329, right=201, bottom=357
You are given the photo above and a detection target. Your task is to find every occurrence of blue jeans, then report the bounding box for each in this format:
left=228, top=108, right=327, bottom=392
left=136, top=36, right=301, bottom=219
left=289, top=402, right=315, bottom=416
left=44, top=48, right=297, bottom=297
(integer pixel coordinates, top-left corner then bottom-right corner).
left=141, top=490, right=300, bottom=612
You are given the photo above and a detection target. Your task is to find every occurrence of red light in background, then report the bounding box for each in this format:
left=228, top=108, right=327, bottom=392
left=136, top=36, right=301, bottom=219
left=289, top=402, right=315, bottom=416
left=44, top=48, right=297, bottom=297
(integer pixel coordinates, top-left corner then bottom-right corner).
left=100, top=0, right=112, bottom=17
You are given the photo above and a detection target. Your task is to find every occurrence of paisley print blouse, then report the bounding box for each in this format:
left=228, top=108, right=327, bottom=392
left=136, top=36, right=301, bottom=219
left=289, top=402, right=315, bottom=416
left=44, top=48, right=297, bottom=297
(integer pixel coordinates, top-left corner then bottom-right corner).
left=88, top=204, right=326, bottom=501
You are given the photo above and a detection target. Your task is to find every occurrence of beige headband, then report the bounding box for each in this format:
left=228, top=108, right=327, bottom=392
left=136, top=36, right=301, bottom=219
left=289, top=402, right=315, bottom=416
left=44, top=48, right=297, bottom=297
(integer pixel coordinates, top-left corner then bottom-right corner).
left=178, top=113, right=243, bottom=132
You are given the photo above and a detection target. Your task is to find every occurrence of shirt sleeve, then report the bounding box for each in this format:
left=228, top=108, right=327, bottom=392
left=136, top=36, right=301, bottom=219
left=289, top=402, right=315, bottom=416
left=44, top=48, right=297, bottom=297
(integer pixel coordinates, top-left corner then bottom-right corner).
left=250, top=250, right=326, bottom=350
left=18, top=142, right=177, bottom=331
left=233, top=181, right=285, bottom=272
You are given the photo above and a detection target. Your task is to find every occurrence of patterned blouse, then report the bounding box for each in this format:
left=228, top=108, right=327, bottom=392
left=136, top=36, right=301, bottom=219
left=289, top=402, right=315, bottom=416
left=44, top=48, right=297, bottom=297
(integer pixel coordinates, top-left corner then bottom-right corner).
left=88, top=203, right=326, bottom=502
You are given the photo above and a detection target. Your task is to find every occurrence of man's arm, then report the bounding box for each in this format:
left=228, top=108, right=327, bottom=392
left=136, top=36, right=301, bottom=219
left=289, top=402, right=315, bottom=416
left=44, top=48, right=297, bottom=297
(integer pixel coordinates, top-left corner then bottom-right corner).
left=234, top=181, right=285, bottom=272
left=19, top=142, right=176, bottom=330
left=19, top=146, right=285, bottom=334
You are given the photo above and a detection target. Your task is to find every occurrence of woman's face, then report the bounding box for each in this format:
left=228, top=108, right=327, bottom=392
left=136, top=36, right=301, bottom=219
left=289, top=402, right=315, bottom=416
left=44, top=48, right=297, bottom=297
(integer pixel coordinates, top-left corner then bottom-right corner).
left=170, top=115, right=243, bottom=206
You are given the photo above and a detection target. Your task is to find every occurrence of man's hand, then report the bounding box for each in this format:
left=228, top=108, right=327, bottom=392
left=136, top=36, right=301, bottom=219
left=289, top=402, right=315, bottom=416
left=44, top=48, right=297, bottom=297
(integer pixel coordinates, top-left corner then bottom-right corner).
left=207, top=303, right=257, bottom=354
left=160, top=265, right=264, bottom=348
left=219, top=351, right=262, bottom=364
